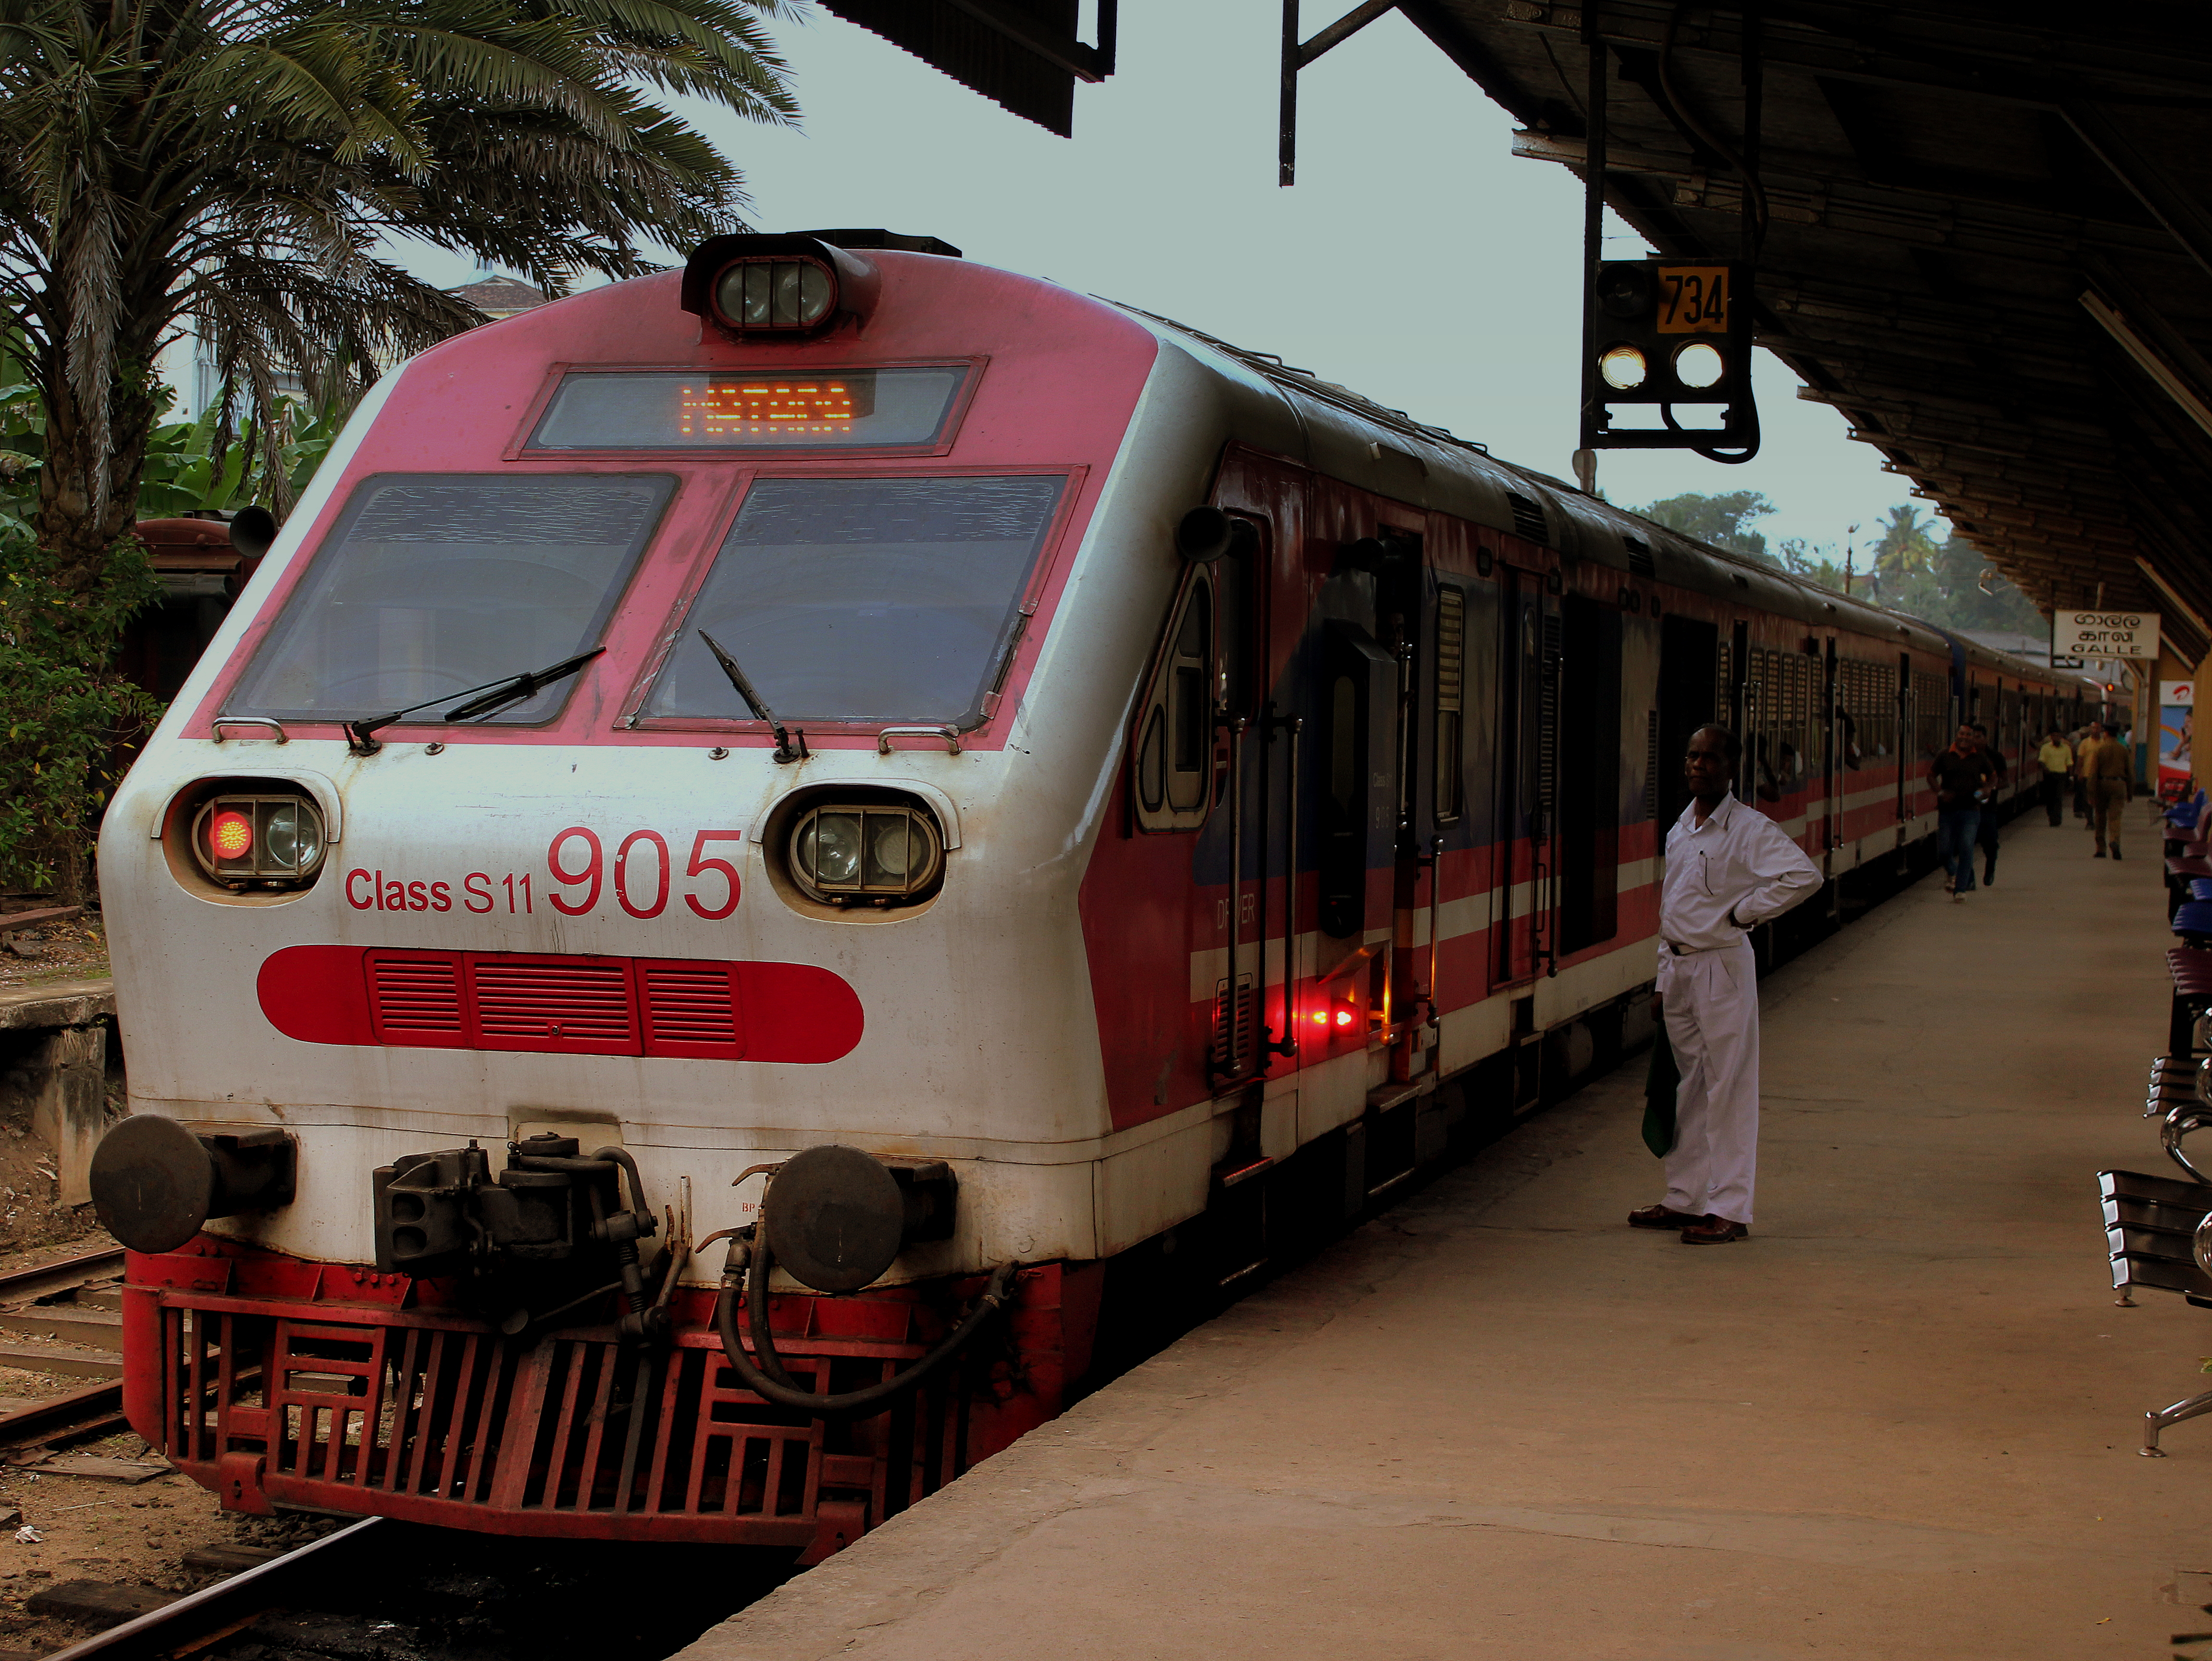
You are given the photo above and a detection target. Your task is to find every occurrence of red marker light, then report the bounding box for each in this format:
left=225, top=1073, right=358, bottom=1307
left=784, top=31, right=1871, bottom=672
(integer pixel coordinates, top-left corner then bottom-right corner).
left=209, top=810, right=253, bottom=860
left=1334, top=1008, right=1355, bottom=1028
left=1311, top=1011, right=1329, bottom=1026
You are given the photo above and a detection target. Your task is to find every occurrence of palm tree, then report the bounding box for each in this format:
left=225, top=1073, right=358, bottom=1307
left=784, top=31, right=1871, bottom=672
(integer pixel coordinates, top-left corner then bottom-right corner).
left=0, top=0, right=798, bottom=602
left=1872, top=504, right=1935, bottom=581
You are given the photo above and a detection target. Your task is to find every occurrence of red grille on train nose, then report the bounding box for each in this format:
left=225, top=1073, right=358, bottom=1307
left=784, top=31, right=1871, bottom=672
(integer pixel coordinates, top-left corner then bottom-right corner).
left=368, top=956, right=465, bottom=1042
left=640, top=963, right=743, bottom=1054
left=260, top=946, right=863, bottom=1064
left=473, top=958, right=636, bottom=1053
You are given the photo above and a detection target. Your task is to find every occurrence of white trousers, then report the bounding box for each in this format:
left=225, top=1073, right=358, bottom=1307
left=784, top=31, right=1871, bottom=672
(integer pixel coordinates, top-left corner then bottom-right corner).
left=1661, top=937, right=1760, bottom=1226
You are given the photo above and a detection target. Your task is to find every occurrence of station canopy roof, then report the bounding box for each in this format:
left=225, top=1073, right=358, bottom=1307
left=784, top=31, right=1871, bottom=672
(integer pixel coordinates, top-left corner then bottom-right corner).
left=833, top=0, right=2212, bottom=664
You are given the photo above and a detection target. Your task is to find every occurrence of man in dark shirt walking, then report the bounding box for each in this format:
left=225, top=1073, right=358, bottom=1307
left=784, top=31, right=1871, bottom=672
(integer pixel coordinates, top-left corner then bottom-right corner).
left=1930, top=724, right=1997, bottom=899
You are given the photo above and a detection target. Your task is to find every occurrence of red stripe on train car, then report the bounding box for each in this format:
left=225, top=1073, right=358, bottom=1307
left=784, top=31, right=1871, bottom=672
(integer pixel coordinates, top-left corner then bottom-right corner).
left=255, top=944, right=862, bottom=1063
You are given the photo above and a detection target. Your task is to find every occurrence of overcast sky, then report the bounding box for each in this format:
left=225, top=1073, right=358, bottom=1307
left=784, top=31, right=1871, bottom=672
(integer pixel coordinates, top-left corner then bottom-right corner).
left=405, top=1, right=1916, bottom=561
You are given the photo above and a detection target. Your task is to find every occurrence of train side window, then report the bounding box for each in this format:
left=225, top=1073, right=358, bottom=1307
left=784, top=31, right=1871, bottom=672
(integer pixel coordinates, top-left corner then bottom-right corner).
left=1133, top=570, right=1216, bottom=832
left=1434, top=586, right=1466, bottom=822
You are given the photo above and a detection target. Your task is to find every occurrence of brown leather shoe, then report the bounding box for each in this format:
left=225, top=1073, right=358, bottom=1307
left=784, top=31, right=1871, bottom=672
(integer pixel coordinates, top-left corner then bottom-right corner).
left=1680, top=1214, right=1749, bottom=1244
left=1628, top=1204, right=1704, bottom=1229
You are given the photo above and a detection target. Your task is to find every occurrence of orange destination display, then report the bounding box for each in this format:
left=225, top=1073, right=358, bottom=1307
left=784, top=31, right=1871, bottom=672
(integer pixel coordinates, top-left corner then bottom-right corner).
left=680, top=378, right=861, bottom=438
left=526, top=364, right=969, bottom=451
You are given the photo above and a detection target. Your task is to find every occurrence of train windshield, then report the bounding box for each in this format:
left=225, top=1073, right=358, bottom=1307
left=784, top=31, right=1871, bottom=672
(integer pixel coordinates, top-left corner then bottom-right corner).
left=225, top=473, right=672, bottom=722
left=642, top=474, right=1064, bottom=728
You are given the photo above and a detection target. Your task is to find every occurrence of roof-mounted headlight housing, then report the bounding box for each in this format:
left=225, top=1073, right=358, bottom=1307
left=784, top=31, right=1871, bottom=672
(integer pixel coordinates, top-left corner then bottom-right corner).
left=681, top=233, right=884, bottom=341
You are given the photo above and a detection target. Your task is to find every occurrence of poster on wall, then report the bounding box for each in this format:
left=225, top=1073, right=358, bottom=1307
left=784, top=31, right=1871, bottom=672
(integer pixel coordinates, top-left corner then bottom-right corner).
left=2160, top=680, right=2194, bottom=802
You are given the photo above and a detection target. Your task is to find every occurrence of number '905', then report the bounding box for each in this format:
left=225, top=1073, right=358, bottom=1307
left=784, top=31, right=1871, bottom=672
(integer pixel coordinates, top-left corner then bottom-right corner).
left=545, top=828, right=743, bottom=920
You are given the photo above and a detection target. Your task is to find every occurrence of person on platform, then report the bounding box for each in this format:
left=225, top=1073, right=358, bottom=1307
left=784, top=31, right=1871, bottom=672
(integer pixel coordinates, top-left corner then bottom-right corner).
left=2070, top=726, right=2092, bottom=821
left=2037, top=728, right=2074, bottom=828
left=2082, top=719, right=2132, bottom=858
left=1629, top=725, right=1821, bottom=1245
left=1929, top=723, right=1997, bottom=898
left=1971, top=721, right=2007, bottom=886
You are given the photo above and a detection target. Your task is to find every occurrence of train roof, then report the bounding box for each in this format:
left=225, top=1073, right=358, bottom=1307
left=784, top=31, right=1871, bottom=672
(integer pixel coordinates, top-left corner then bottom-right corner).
left=1109, top=300, right=2066, bottom=690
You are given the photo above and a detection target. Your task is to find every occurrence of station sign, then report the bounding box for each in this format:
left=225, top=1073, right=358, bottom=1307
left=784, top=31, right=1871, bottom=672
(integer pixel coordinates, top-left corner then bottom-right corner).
left=2054, top=610, right=2160, bottom=661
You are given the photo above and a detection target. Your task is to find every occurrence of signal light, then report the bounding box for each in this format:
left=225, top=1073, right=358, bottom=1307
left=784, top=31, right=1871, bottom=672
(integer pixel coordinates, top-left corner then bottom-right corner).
left=210, top=811, right=252, bottom=860
left=189, top=793, right=327, bottom=886
left=1673, top=341, right=1726, bottom=389
left=1599, top=346, right=1647, bottom=390
left=1334, top=1008, right=1355, bottom=1028
left=1582, top=258, right=1758, bottom=458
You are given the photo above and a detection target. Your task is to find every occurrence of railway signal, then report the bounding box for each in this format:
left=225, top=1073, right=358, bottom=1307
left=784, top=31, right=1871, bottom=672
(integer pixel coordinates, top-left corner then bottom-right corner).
left=1582, top=259, right=1759, bottom=458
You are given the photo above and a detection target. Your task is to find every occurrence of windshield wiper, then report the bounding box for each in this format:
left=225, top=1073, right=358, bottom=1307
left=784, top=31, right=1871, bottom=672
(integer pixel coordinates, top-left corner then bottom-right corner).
left=344, top=647, right=606, bottom=756
left=698, top=631, right=807, bottom=764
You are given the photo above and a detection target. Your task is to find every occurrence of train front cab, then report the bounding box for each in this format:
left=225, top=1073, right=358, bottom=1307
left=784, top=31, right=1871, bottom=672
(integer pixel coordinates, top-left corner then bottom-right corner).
left=95, top=236, right=1178, bottom=1562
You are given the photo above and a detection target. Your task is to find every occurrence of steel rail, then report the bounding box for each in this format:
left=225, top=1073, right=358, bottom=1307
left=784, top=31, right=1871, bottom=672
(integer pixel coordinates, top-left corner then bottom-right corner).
left=39, top=1517, right=388, bottom=1661
left=0, top=1247, right=124, bottom=1305
left=0, top=1249, right=132, bottom=1448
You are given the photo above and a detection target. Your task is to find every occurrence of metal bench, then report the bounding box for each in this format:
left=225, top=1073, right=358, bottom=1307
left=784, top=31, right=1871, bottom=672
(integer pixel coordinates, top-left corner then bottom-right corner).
left=2167, top=950, right=2212, bottom=1054
left=2147, top=1055, right=2207, bottom=1119
left=2099, top=1166, right=2212, bottom=1454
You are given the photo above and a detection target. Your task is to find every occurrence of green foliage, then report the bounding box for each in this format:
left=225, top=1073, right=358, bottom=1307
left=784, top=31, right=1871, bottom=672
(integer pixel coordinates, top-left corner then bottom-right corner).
left=1873, top=535, right=2046, bottom=635
left=1871, top=504, right=1936, bottom=581
left=0, top=385, right=160, bottom=893
left=0, top=360, right=342, bottom=895
left=1639, top=490, right=1778, bottom=565
left=1635, top=490, right=2046, bottom=635
left=0, top=0, right=798, bottom=896
left=136, top=393, right=346, bottom=518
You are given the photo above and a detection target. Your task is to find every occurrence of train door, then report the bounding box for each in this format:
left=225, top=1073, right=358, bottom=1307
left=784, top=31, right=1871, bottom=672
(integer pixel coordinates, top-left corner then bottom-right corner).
left=1896, top=652, right=1915, bottom=832
left=1557, top=594, right=1622, bottom=956
left=1491, top=565, right=1558, bottom=987
left=1654, top=614, right=1719, bottom=843
left=1821, top=639, right=1840, bottom=852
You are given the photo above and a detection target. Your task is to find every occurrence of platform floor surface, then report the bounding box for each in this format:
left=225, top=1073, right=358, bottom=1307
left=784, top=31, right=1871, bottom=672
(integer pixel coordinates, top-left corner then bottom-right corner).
left=682, top=807, right=2206, bottom=1661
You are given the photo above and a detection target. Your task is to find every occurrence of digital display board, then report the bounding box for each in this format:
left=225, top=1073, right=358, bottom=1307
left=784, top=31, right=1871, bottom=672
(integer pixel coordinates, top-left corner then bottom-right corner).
left=527, top=366, right=968, bottom=452
left=677, top=378, right=865, bottom=439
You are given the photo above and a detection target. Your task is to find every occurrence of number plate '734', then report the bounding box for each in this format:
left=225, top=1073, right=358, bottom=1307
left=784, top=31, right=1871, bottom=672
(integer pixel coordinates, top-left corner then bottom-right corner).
left=1656, top=267, right=1731, bottom=334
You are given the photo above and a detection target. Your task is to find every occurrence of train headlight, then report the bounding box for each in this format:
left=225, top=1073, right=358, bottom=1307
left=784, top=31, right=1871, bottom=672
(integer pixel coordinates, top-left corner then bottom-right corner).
left=788, top=804, right=944, bottom=906
left=263, top=800, right=321, bottom=870
left=192, top=793, right=328, bottom=885
left=712, top=258, right=836, bottom=334
left=799, top=813, right=864, bottom=885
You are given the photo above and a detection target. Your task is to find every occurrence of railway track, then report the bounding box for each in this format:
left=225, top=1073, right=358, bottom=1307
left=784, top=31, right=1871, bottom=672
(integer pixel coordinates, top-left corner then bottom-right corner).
left=0, top=1249, right=130, bottom=1460
left=37, top=1518, right=386, bottom=1661
left=0, top=1247, right=126, bottom=1385
left=17, top=1513, right=797, bottom=1661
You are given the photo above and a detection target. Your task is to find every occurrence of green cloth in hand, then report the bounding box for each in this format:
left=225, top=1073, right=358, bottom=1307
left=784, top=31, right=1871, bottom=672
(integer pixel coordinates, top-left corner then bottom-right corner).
left=1642, top=1020, right=1679, bottom=1158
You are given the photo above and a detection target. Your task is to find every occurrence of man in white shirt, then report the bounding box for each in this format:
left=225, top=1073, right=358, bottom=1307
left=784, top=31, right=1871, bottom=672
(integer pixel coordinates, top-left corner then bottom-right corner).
left=1629, top=724, right=1822, bottom=1243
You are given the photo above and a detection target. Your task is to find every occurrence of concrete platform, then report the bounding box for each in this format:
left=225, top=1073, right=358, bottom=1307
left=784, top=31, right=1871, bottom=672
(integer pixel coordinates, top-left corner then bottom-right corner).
left=682, top=806, right=2206, bottom=1661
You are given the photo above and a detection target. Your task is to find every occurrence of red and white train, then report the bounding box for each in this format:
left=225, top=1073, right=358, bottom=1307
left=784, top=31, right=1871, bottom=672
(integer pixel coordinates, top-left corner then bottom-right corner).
left=92, top=230, right=2086, bottom=1559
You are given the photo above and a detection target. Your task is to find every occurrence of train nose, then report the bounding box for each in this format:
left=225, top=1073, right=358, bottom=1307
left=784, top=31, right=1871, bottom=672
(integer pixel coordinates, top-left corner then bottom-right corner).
left=87, top=1117, right=297, bottom=1253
